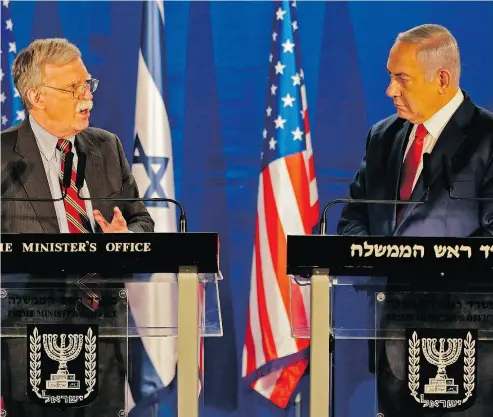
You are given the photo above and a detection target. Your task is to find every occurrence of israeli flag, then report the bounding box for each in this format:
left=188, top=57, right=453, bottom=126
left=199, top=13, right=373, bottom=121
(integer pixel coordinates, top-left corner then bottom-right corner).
left=126, top=1, right=178, bottom=414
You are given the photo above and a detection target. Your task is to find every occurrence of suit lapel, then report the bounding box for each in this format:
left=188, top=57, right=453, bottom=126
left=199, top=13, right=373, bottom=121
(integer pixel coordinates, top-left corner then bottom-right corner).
left=75, top=132, right=106, bottom=232
left=385, top=121, right=412, bottom=234
left=75, top=132, right=105, bottom=202
left=394, top=93, right=475, bottom=234
left=14, top=119, right=59, bottom=233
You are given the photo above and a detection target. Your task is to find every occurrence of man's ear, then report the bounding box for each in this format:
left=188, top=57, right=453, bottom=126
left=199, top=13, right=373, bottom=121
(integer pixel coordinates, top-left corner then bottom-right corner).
left=437, top=69, right=452, bottom=94
left=26, top=87, right=46, bottom=110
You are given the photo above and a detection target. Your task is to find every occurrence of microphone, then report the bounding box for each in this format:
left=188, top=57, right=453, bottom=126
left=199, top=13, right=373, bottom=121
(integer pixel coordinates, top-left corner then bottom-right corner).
left=442, top=155, right=493, bottom=202
left=1, top=152, right=74, bottom=202
left=74, top=151, right=188, bottom=233
left=319, top=152, right=433, bottom=235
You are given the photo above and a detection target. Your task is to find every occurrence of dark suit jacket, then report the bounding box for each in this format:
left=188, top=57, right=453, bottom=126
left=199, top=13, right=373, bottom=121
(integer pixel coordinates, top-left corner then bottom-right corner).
left=1, top=118, right=154, bottom=233
left=337, top=92, right=493, bottom=239
left=336, top=92, right=493, bottom=380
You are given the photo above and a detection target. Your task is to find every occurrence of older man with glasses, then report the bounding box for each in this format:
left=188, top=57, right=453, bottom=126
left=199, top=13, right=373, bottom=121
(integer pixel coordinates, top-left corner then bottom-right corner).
left=1, top=38, right=154, bottom=416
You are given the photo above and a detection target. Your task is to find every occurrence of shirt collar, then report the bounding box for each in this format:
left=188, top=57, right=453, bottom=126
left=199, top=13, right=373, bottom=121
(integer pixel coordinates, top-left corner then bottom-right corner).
left=422, top=89, right=464, bottom=139
left=29, top=114, right=75, bottom=160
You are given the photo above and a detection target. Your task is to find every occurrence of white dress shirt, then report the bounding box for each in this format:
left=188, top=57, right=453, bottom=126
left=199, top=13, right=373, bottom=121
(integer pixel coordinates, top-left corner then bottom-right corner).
left=29, top=115, right=96, bottom=232
left=403, top=89, right=464, bottom=190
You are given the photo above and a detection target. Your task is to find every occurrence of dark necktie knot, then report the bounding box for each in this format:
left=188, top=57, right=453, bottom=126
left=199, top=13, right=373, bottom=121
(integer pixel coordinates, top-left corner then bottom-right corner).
left=56, top=138, right=72, bottom=155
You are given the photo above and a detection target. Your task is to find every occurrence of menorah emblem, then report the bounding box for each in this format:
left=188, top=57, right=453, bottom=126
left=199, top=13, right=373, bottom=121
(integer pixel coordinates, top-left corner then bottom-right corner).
left=422, top=337, right=463, bottom=394
left=28, top=324, right=98, bottom=407
left=407, top=329, right=477, bottom=411
left=43, top=333, right=84, bottom=390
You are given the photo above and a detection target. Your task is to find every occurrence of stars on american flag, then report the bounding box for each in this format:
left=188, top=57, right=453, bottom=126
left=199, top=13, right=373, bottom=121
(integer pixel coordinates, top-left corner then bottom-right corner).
left=260, top=1, right=306, bottom=168
left=292, top=126, right=303, bottom=141
left=281, top=39, right=294, bottom=53
left=1, top=0, right=24, bottom=128
left=275, top=7, right=286, bottom=20
left=281, top=93, right=295, bottom=107
left=274, top=61, right=285, bottom=74
left=274, top=115, right=286, bottom=129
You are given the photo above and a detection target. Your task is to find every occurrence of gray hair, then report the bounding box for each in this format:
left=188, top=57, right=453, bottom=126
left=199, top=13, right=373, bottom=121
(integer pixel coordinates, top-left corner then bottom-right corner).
left=12, top=38, right=81, bottom=110
left=397, top=24, right=461, bottom=84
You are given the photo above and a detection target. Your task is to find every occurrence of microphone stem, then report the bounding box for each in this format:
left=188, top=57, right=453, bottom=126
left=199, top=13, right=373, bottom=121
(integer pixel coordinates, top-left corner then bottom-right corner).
left=319, top=199, right=353, bottom=235
left=75, top=190, right=188, bottom=232
left=318, top=191, right=430, bottom=236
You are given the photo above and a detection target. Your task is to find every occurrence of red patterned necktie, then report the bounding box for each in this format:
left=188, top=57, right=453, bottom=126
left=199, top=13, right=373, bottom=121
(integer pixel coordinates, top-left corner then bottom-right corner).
left=56, top=139, right=92, bottom=233
left=57, top=139, right=100, bottom=310
left=397, top=124, right=428, bottom=223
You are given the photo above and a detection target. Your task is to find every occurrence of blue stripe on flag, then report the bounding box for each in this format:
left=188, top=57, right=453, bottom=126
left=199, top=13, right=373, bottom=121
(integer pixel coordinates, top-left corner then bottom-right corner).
left=141, top=0, right=167, bottom=99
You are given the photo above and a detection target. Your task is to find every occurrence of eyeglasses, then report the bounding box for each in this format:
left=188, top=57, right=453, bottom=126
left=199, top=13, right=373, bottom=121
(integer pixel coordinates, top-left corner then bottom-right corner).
left=41, top=78, right=99, bottom=100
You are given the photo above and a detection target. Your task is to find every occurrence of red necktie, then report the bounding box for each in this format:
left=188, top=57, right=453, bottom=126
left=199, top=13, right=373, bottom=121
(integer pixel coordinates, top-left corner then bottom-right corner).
left=56, top=139, right=92, bottom=233
left=57, top=139, right=100, bottom=310
left=397, top=124, right=427, bottom=222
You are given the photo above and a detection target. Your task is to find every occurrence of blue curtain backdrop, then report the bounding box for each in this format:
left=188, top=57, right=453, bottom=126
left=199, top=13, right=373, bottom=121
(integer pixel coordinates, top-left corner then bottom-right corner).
left=9, top=1, right=493, bottom=416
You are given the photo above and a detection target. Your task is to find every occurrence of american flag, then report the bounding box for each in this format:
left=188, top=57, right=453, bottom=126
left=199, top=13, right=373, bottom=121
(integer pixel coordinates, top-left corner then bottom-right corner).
left=242, top=0, right=319, bottom=408
left=1, top=0, right=25, bottom=129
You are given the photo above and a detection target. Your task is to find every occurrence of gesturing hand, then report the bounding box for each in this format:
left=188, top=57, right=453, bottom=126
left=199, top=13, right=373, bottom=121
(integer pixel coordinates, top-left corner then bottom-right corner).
left=93, top=206, right=129, bottom=233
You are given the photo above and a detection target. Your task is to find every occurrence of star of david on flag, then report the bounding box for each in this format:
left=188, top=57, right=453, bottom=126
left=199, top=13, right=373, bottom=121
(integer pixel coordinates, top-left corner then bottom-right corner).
left=133, top=134, right=170, bottom=208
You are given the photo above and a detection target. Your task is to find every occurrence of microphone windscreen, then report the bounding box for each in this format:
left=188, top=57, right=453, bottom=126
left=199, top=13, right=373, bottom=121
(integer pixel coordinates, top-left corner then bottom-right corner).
left=63, top=152, right=74, bottom=189
left=75, top=152, right=87, bottom=190
left=441, top=154, right=453, bottom=191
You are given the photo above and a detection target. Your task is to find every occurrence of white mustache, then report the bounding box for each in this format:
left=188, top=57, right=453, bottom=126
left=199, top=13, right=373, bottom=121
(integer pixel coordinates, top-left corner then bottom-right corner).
left=76, top=100, right=93, bottom=113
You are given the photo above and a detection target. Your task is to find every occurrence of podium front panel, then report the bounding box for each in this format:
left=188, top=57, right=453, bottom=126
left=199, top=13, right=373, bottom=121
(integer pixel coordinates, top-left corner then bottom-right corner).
left=289, top=273, right=493, bottom=415
left=0, top=283, right=129, bottom=413
left=0, top=275, right=220, bottom=413
left=374, top=288, right=493, bottom=415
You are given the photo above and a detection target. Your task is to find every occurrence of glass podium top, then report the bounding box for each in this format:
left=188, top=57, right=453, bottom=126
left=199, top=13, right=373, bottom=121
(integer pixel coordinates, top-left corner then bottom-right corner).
left=289, top=274, right=493, bottom=340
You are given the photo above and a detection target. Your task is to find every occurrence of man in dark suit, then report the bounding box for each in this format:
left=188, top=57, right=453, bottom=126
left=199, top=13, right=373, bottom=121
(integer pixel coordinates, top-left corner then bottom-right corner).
left=337, top=24, right=493, bottom=416
left=1, top=38, right=153, bottom=416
